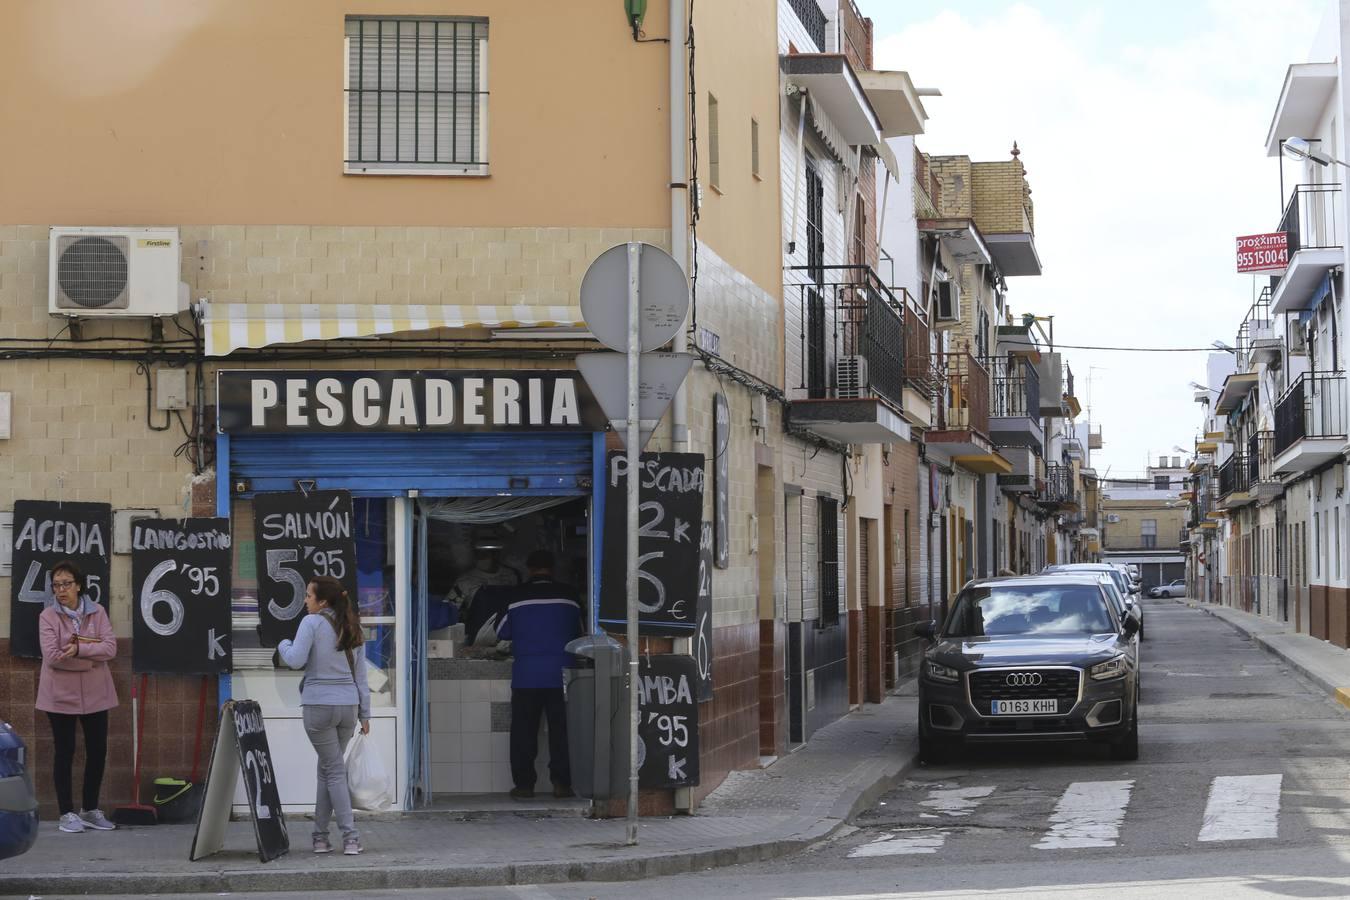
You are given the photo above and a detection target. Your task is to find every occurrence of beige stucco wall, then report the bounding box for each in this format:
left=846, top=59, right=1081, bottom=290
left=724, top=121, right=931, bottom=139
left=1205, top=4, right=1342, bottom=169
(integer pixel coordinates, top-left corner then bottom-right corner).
left=1103, top=501, right=1187, bottom=552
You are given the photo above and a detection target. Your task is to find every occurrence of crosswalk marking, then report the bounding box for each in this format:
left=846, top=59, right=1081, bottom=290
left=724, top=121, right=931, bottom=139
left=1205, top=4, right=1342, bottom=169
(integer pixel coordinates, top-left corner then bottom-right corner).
left=1198, top=774, right=1282, bottom=841
left=1034, top=780, right=1134, bottom=849
left=848, top=828, right=948, bottom=857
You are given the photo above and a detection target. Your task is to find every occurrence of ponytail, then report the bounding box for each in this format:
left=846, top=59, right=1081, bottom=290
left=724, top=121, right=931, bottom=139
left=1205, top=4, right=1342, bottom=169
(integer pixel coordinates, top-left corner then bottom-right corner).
left=309, top=576, right=363, bottom=651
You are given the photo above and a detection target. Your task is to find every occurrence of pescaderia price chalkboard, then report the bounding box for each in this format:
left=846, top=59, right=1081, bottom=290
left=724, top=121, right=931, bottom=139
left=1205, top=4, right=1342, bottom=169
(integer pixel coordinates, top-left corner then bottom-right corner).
left=598, top=452, right=704, bottom=635
left=252, top=491, right=358, bottom=647
left=131, top=518, right=233, bottom=674
left=8, top=501, right=112, bottom=659
left=190, top=699, right=289, bottom=863
left=637, top=654, right=701, bottom=789
left=694, top=521, right=714, bottom=702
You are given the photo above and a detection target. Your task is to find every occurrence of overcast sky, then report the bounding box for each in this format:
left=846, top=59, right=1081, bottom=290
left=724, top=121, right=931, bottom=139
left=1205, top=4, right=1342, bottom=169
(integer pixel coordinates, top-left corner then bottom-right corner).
left=871, top=0, right=1326, bottom=477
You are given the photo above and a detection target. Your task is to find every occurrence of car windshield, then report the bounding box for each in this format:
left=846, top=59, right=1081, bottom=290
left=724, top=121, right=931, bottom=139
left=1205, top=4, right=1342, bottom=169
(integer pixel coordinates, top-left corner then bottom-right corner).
left=944, top=583, right=1116, bottom=638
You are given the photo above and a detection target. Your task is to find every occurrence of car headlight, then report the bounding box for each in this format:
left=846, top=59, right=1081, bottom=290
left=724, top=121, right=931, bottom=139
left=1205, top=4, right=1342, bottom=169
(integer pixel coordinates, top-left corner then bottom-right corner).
left=925, top=660, right=959, bottom=683
left=1089, top=656, right=1127, bottom=681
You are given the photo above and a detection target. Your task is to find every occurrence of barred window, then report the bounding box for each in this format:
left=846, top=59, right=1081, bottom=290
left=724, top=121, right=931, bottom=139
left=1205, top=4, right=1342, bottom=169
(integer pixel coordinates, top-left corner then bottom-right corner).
left=344, top=17, right=489, bottom=175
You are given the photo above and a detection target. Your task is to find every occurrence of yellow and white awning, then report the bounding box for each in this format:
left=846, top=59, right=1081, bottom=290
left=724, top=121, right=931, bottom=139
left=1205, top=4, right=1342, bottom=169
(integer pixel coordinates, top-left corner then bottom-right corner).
left=201, top=301, right=584, bottom=357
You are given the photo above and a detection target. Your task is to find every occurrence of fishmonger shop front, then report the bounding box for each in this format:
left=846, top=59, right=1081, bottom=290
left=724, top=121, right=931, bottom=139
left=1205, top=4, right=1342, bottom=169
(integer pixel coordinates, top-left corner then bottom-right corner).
left=215, top=368, right=607, bottom=811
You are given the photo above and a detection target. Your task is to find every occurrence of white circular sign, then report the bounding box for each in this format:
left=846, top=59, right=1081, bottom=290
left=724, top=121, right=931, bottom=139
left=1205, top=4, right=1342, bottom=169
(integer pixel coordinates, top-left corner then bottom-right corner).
left=580, top=242, right=689, bottom=353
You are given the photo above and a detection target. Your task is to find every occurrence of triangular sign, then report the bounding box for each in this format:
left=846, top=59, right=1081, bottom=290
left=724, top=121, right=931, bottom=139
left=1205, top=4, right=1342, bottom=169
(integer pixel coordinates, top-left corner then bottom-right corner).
left=575, top=352, right=695, bottom=451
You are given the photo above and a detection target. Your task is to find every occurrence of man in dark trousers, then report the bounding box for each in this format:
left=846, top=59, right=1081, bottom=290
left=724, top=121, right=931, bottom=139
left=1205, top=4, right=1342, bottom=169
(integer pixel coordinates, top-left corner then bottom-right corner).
left=494, top=549, right=582, bottom=800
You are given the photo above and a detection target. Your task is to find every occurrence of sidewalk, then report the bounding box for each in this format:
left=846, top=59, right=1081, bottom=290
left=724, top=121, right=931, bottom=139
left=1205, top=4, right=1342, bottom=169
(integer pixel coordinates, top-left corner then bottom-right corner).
left=1181, top=598, right=1350, bottom=711
left=0, top=690, right=918, bottom=896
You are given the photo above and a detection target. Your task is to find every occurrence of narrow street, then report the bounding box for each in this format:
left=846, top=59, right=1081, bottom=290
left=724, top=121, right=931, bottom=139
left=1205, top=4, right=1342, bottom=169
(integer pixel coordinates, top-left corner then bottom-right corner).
left=96, top=599, right=1350, bottom=900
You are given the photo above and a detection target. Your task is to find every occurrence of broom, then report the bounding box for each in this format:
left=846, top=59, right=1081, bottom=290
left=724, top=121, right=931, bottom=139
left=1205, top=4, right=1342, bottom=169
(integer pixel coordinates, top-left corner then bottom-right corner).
left=113, top=674, right=158, bottom=825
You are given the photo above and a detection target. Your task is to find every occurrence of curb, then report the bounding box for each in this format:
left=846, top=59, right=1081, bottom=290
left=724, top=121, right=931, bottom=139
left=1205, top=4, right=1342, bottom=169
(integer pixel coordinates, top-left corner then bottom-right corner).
left=0, top=729, right=920, bottom=896
left=1184, top=599, right=1350, bottom=710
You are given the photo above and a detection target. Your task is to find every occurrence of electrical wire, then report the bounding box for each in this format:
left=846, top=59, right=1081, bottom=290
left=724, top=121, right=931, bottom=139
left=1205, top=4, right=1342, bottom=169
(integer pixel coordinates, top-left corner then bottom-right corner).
left=686, top=0, right=699, bottom=329
left=1044, top=343, right=1241, bottom=353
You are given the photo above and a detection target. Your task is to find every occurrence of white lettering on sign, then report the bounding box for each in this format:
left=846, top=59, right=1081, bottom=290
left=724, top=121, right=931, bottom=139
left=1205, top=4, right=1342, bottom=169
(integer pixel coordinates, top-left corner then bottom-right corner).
left=637, top=672, right=694, bottom=706
left=14, top=518, right=107, bottom=556
left=610, top=456, right=705, bottom=493
left=252, top=381, right=278, bottom=427
left=425, top=379, right=454, bottom=426
left=551, top=379, right=579, bottom=425
left=207, top=627, right=227, bottom=660
left=387, top=379, right=417, bottom=426
left=132, top=524, right=232, bottom=551
left=493, top=378, right=521, bottom=425
left=463, top=378, right=486, bottom=425
left=259, top=512, right=351, bottom=543
left=285, top=379, right=308, bottom=427
left=351, top=378, right=381, bottom=426
left=314, top=378, right=344, bottom=427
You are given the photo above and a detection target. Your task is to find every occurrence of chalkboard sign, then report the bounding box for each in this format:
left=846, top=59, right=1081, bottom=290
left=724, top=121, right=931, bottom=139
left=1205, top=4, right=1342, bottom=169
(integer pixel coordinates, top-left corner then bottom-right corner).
left=190, top=699, right=288, bottom=863
left=598, top=452, right=705, bottom=635
left=637, top=654, right=701, bottom=789
left=694, top=521, right=714, bottom=702
left=252, top=491, right=358, bottom=647
left=8, top=501, right=111, bottom=659
left=713, top=393, right=730, bottom=569
left=131, top=518, right=233, bottom=674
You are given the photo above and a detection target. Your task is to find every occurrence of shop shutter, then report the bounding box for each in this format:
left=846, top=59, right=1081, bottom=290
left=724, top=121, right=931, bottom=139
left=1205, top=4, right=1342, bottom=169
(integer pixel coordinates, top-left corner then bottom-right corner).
left=228, top=433, right=595, bottom=497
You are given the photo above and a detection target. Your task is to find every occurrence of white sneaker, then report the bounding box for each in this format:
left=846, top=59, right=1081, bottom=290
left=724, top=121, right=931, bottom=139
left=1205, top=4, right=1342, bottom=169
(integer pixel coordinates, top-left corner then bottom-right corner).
left=58, top=812, right=86, bottom=833
left=79, top=808, right=117, bottom=831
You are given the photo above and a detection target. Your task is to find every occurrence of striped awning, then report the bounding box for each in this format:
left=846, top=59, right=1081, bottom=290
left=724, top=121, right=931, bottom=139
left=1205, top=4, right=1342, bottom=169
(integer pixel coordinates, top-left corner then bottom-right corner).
left=201, top=301, right=584, bottom=357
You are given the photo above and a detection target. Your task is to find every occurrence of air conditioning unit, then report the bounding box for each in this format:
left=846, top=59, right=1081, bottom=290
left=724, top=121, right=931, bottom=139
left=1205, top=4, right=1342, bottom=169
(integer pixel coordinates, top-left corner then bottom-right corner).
left=934, top=280, right=961, bottom=329
left=1107, top=513, right=1121, bottom=524
left=48, top=226, right=188, bottom=317
left=836, top=356, right=869, bottom=398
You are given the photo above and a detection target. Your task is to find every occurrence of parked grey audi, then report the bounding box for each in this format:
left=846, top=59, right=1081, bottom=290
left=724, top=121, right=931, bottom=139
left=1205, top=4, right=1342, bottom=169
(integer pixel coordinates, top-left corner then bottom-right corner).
left=915, top=574, right=1141, bottom=764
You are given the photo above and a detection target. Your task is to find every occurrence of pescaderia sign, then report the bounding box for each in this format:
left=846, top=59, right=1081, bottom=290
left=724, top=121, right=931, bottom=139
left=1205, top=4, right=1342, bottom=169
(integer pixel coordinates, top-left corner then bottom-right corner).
left=217, top=370, right=609, bottom=434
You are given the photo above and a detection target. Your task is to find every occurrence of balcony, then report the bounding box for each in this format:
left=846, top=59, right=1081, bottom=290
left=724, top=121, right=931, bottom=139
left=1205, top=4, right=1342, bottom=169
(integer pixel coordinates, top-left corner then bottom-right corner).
left=984, top=355, right=1043, bottom=452
left=786, top=0, right=827, bottom=51
left=900, top=296, right=936, bottom=428
left=1088, top=426, right=1103, bottom=450
left=927, top=351, right=1010, bottom=473
left=1039, top=463, right=1078, bottom=509
left=1236, top=288, right=1281, bottom=371
left=1270, top=184, right=1342, bottom=314
left=1272, top=371, right=1347, bottom=473
left=1218, top=453, right=1254, bottom=508
left=1214, top=371, right=1258, bottom=415
left=786, top=265, right=914, bottom=444
left=996, top=445, right=1038, bottom=493
left=1250, top=431, right=1282, bottom=503
left=1062, top=363, right=1081, bottom=418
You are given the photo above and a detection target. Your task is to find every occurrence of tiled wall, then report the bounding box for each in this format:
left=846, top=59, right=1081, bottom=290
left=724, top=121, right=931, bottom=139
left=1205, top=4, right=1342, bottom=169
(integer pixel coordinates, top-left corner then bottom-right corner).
left=428, top=668, right=552, bottom=794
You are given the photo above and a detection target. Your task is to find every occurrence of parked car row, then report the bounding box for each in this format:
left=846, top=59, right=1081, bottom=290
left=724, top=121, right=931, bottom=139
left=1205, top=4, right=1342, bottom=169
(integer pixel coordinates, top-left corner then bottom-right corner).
left=1149, top=579, right=1187, bottom=598
left=914, top=570, right=1143, bottom=765
left=0, top=720, right=38, bottom=861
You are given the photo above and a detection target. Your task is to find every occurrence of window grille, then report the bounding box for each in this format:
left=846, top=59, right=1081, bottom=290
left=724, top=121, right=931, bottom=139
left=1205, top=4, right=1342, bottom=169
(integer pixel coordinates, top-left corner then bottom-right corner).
left=344, top=17, right=489, bottom=174
left=708, top=94, right=720, bottom=189
left=751, top=118, right=760, bottom=178
left=818, top=497, right=840, bottom=626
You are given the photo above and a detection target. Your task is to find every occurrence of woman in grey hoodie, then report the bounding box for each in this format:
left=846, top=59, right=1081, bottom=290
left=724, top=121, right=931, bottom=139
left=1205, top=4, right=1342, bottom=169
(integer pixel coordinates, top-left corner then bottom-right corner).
left=278, top=575, right=370, bottom=855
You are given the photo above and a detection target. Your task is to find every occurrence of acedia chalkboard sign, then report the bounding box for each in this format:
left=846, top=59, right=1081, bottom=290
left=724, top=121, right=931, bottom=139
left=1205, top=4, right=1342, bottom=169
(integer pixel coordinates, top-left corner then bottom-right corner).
left=8, top=501, right=111, bottom=659
left=190, top=699, right=288, bottom=863
left=638, top=654, right=701, bottom=789
left=131, top=518, right=233, bottom=675
left=252, top=491, right=358, bottom=647
left=598, top=452, right=705, bottom=635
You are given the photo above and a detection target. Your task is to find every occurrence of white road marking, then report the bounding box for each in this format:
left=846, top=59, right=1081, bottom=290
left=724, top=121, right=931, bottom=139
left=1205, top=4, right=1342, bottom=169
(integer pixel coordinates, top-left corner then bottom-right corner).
left=1198, top=774, right=1282, bottom=842
left=1034, top=780, right=1134, bottom=849
left=919, top=785, right=996, bottom=817
left=849, top=829, right=948, bottom=857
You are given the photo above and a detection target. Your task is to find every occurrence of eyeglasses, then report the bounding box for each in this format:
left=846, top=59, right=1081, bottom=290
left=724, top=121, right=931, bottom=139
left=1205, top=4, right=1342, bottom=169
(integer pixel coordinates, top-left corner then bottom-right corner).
left=52, top=581, right=78, bottom=590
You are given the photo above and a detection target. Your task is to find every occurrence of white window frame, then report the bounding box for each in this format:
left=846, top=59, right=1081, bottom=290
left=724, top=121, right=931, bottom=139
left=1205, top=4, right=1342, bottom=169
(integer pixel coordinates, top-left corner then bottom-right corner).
left=343, top=19, right=490, bottom=177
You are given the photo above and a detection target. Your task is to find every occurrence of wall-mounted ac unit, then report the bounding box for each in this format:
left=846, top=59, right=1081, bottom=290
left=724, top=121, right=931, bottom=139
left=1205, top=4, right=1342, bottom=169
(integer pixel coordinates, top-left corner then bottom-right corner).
left=934, top=281, right=961, bottom=330
left=48, top=226, right=187, bottom=317
left=836, top=356, right=869, bottom=398
left=1107, top=513, right=1121, bottom=523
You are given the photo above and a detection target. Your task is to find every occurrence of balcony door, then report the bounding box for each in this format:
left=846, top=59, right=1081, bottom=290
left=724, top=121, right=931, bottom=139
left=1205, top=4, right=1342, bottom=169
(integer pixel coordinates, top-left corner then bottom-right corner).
left=805, top=157, right=826, bottom=399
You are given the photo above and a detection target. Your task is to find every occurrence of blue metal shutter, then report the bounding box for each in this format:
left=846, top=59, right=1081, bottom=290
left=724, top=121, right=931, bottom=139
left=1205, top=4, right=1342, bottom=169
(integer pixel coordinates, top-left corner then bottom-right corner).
left=229, top=433, right=595, bottom=497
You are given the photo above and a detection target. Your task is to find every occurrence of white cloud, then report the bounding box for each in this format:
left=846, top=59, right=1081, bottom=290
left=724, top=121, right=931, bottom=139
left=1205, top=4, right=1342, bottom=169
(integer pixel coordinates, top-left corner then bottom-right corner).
left=874, top=1, right=1323, bottom=473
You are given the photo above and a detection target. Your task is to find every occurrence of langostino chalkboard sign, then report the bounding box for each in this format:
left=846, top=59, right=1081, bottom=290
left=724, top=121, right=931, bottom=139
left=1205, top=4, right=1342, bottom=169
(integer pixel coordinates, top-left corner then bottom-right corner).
left=694, top=522, right=714, bottom=702
left=599, top=452, right=704, bottom=635
left=252, top=491, right=358, bottom=647
left=637, top=654, right=701, bottom=789
left=713, top=393, right=730, bottom=569
left=191, top=699, right=288, bottom=863
left=9, top=501, right=112, bottom=658
left=131, top=518, right=232, bottom=675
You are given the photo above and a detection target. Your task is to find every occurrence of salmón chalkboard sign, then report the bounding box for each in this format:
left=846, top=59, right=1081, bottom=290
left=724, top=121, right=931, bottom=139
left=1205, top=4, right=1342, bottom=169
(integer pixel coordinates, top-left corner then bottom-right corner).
left=598, top=452, right=704, bottom=635
left=8, top=501, right=112, bottom=659
left=190, top=699, right=288, bottom=863
left=637, top=654, right=701, bottom=789
left=131, top=518, right=233, bottom=675
left=694, top=521, right=714, bottom=702
left=252, top=490, right=358, bottom=647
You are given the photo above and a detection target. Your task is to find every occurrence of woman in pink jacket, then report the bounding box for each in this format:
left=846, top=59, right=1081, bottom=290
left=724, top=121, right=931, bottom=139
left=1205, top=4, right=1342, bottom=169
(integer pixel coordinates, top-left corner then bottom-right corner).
left=36, top=560, right=119, bottom=834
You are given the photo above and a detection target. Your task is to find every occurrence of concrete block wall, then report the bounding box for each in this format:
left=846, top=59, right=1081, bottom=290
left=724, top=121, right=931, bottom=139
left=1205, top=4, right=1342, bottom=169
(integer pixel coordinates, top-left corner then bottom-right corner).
left=971, top=159, right=1034, bottom=234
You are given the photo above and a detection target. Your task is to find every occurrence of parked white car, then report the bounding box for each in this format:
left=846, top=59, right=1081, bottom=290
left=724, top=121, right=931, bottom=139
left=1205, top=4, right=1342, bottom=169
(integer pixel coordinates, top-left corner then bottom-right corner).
left=1148, top=579, right=1186, bottom=599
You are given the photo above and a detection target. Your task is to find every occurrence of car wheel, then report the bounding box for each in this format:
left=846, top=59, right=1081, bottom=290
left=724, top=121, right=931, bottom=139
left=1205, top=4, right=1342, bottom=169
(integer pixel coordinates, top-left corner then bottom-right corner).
left=1109, top=698, right=1139, bottom=761
left=918, top=728, right=948, bottom=766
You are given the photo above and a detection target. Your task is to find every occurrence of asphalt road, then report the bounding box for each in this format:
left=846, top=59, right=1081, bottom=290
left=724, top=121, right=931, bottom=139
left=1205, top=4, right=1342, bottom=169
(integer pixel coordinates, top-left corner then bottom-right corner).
left=77, top=598, right=1350, bottom=900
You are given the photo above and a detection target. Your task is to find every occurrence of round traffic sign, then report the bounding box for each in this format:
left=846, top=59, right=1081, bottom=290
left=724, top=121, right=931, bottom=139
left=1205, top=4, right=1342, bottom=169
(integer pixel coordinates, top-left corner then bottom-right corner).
left=580, top=242, right=689, bottom=353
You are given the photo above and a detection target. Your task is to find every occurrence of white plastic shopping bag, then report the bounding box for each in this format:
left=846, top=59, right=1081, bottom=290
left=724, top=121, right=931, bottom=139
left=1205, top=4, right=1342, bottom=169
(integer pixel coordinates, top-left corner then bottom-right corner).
left=344, top=731, right=394, bottom=811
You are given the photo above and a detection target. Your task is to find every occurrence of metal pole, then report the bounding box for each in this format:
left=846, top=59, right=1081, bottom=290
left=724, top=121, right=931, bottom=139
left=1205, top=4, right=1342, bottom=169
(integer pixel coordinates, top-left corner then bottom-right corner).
left=625, top=241, right=642, bottom=846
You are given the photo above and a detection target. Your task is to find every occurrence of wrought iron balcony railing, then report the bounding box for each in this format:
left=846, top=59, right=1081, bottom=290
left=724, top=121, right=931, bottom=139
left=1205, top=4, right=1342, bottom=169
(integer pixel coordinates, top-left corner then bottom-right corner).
left=1042, top=463, right=1074, bottom=504
left=984, top=355, right=1041, bottom=421
left=1218, top=453, right=1252, bottom=498
left=1235, top=287, right=1276, bottom=372
left=933, top=351, right=990, bottom=436
left=1273, top=371, right=1348, bottom=456
left=1271, top=183, right=1342, bottom=294
left=787, top=265, right=911, bottom=409
left=787, top=0, right=827, bottom=51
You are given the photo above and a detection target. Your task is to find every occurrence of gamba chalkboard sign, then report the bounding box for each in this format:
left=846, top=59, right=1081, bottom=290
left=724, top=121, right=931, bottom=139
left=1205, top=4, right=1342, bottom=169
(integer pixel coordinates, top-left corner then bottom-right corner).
left=598, top=452, right=704, bottom=635
left=190, top=699, right=289, bottom=863
left=713, top=393, right=730, bottom=569
left=694, top=521, right=714, bottom=702
left=9, top=501, right=112, bottom=659
left=252, top=490, right=358, bottom=647
left=637, top=654, right=701, bottom=789
left=131, top=518, right=233, bottom=675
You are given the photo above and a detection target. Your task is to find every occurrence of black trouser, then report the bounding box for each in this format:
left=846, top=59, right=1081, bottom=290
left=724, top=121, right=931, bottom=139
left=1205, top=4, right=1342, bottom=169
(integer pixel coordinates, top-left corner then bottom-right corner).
left=46, top=710, right=109, bottom=815
left=510, top=687, right=570, bottom=790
